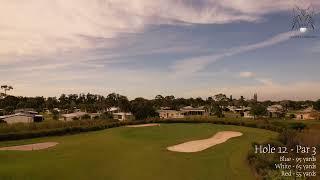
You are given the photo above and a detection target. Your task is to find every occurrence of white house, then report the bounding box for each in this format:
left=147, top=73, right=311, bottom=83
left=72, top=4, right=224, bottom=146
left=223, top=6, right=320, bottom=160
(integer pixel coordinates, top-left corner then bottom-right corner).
left=90, top=113, right=101, bottom=119
left=267, top=105, right=286, bottom=118
left=113, top=112, right=133, bottom=121
left=61, top=112, right=87, bottom=121
left=0, top=113, right=34, bottom=124
left=107, top=107, right=120, bottom=113
left=14, top=108, right=38, bottom=115
left=226, top=106, right=237, bottom=112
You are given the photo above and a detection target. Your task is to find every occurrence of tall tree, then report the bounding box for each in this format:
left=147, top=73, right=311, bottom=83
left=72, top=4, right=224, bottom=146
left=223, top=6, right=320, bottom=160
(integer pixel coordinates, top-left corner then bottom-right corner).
left=131, top=98, right=158, bottom=120
left=214, top=94, right=228, bottom=107
left=1, top=85, right=13, bottom=96
left=250, top=104, right=267, bottom=119
left=314, top=99, right=320, bottom=111
left=154, top=95, right=164, bottom=108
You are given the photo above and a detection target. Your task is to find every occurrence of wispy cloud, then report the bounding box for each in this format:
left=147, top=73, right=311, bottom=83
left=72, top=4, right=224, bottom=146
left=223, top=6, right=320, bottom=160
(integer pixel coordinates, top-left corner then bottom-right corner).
left=171, top=30, right=302, bottom=77
left=1, top=0, right=318, bottom=58
left=1, top=1, right=319, bottom=100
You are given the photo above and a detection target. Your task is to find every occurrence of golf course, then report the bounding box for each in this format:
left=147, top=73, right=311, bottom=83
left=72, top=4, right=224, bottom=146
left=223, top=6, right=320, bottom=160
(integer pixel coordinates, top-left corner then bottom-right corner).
left=0, top=123, right=277, bottom=180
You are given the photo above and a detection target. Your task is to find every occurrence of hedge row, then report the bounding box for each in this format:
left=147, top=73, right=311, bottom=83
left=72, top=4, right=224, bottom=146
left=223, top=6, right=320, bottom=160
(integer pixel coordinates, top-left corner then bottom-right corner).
left=152, top=118, right=288, bottom=133
left=0, top=117, right=307, bottom=141
left=0, top=120, right=147, bottom=141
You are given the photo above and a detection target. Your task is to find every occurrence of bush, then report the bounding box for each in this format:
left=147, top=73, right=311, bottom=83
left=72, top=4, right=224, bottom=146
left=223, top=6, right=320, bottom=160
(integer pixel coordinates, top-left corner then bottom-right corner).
left=0, top=116, right=310, bottom=142
left=72, top=117, right=80, bottom=121
left=81, top=114, right=91, bottom=120
left=289, top=122, right=306, bottom=131
left=0, top=120, right=148, bottom=141
left=289, top=114, right=296, bottom=119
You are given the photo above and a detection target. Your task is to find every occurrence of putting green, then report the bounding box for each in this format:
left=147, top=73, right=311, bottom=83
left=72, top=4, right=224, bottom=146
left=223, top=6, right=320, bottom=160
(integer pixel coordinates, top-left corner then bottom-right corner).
left=0, top=123, right=277, bottom=180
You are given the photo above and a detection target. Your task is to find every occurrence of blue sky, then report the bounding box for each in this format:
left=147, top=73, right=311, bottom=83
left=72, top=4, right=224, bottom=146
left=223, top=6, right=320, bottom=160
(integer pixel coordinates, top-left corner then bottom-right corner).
left=1, top=0, right=320, bottom=100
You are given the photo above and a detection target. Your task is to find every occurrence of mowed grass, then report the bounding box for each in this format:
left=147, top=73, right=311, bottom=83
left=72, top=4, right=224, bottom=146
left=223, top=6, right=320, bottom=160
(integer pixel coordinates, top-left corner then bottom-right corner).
left=0, top=124, right=277, bottom=180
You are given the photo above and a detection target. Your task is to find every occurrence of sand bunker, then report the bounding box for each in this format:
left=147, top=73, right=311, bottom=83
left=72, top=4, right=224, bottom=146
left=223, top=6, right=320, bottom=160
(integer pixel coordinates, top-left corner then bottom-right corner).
left=0, top=142, right=59, bottom=151
left=126, top=123, right=160, bottom=128
left=167, top=131, right=243, bottom=153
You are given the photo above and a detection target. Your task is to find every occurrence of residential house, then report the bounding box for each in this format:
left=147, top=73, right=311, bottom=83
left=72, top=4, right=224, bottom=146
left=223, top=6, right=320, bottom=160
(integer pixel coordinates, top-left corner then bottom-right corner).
left=90, top=113, right=101, bottom=119
left=158, top=106, right=207, bottom=119
left=61, top=112, right=87, bottom=121
left=157, top=110, right=184, bottom=119
left=226, top=106, right=251, bottom=117
left=180, top=106, right=207, bottom=116
left=107, top=107, right=120, bottom=113
left=295, top=107, right=319, bottom=120
left=267, top=105, right=286, bottom=118
left=225, top=106, right=237, bottom=112
left=243, top=111, right=254, bottom=118
left=0, top=108, right=44, bottom=124
left=53, top=108, right=61, bottom=112
left=0, top=113, right=43, bottom=124
left=113, top=112, right=133, bottom=121
left=14, top=108, right=38, bottom=115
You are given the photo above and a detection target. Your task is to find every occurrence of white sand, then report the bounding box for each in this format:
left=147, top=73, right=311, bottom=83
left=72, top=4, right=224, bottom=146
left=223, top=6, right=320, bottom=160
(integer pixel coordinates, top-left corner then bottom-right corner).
left=0, top=142, right=59, bottom=151
left=126, top=123, right=160, bottom=128
left=167, top=131, right=243, bottom=153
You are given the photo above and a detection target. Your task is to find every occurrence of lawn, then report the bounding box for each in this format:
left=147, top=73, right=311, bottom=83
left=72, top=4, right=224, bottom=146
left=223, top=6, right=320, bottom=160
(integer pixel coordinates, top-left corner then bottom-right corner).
left=0, top=124, right=277, bottom=180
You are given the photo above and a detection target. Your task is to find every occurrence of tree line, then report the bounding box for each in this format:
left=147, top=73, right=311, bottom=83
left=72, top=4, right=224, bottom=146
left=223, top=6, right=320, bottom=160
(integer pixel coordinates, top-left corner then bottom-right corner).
left=1, top=90, right=320, bottom=119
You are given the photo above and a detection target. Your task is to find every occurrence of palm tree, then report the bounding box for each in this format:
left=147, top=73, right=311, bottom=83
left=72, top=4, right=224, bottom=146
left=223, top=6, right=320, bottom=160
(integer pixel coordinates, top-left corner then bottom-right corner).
left=1, top=85, right=13, bottom=96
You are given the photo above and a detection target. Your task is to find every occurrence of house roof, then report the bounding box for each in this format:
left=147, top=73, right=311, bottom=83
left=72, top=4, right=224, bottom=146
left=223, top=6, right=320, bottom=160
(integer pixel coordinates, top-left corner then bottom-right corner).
left=113, top=112, right=132, bottom=116
left=180, top=106, right=205, bottom=112
left=157, top=110, right=180, bottom=113
left=297, top=107, right=317, bottom=114
left=0, top=113, right=33, bottom=119
left=267, top=105, right=285, bottom=113
left=108, top=107, right=120, bottom=112
left=62, top=112, right=87, bottom=118
left=160, top=107, right=171, bottom=110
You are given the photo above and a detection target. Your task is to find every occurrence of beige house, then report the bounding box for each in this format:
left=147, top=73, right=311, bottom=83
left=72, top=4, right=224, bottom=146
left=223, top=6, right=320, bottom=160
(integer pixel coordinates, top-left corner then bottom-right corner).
left=0, top=113, right=34, bottom=124
left=158, top=110, right=184, bottom=119
left=295, top=107, right=319, bottom=120
left=158, top=106, right=207, bottom=119
left=180, top=106, right=207, bottom=116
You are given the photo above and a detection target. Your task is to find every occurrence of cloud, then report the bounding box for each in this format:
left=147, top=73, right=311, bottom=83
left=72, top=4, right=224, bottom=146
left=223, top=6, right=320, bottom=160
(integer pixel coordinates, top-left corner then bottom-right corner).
left=238, top=71, right=273, bottom=86
left=239, top=71, right=256, bottom=78
left=171, top=30, right=302, bottom=77
left=256, top=78, right=274, bottom=86
left=1, top=0, right=319, bottom=58
left=184, top=81, right=320, bottom=101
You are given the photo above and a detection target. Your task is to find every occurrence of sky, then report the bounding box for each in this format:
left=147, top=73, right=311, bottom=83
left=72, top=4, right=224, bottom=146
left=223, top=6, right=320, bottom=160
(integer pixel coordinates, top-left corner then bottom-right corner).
left=1, top=0, right=320, bottom=101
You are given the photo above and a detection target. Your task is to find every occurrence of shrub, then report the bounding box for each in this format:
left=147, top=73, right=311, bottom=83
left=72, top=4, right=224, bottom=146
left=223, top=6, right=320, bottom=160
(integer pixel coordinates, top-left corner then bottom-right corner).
left=0, top=120, right=138, bottom=141
left=52, top=110, right=60, bottom=120
left=0, top=116, right=311, bottom=142
left=72, top=117, right=80, bottom=121
left=289, top=114, right=296, bottom=119
left=289, top=122, right=306, bottom=131
left=81, top=114, right=91, bottom=120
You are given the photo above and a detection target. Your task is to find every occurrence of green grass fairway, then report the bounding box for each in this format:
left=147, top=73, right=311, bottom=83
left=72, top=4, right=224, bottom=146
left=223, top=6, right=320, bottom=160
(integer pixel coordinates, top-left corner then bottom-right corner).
left=0, top=124, right=277, bottom=180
